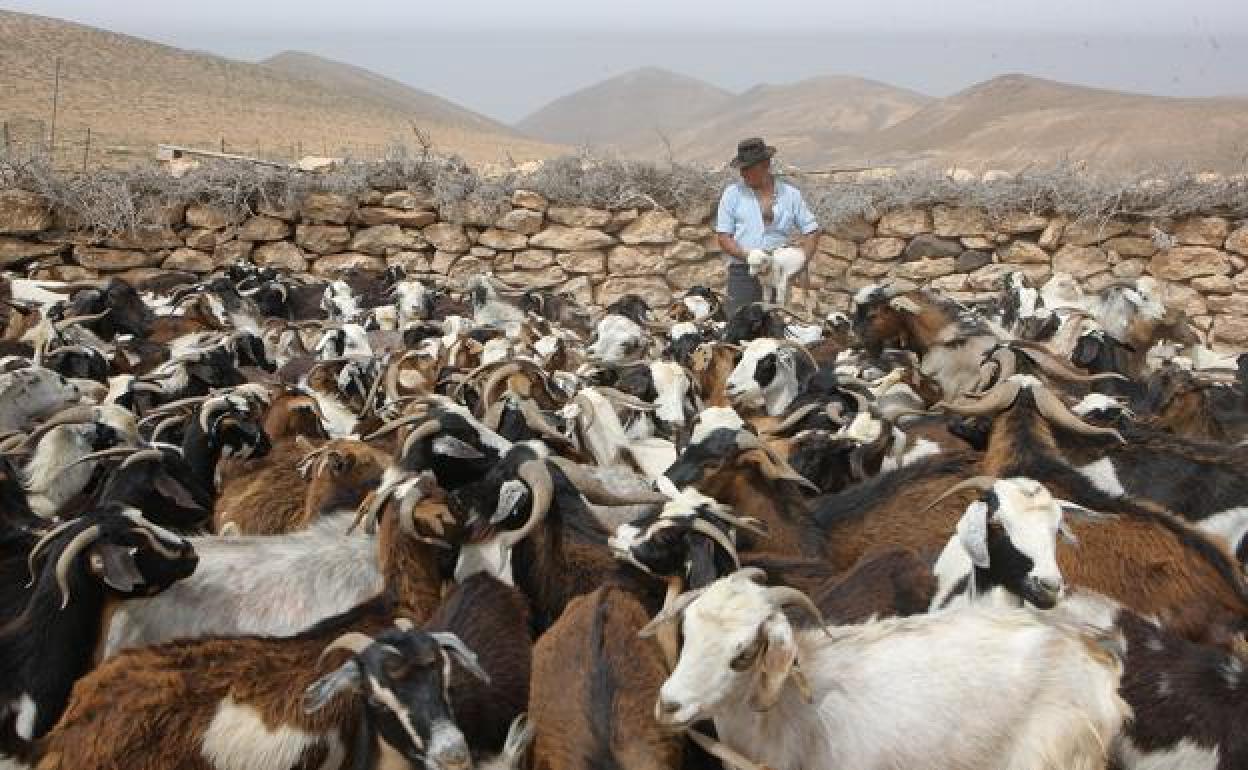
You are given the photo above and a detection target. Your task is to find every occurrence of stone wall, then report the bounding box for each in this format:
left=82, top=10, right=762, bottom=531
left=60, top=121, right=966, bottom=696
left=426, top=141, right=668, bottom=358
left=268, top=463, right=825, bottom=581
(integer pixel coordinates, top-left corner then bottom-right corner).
left=2, top=186, right=1247, bottom=346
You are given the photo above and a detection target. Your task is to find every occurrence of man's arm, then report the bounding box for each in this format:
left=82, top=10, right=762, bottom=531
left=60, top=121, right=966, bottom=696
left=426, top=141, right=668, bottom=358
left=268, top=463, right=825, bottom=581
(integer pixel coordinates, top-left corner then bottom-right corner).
left=792, top=188, right=821, bottom=259
left=795, top=230, right=820, bottom=260
left=717, top=232, right=749, bottom=260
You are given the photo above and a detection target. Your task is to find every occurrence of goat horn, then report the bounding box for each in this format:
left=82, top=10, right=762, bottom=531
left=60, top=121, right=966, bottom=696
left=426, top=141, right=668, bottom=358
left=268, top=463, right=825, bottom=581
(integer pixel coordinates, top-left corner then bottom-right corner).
left=517, top=398, right=572, bottom=446
left=1032, top=386, right=1126, bottom=444
left=690, top=518, right=741, bottom=569
left=701, top=507, right=771, bottom=539
left=596, top=387, right=658, bottom=411
left=318, top=632, right=376, bottom=666
left=768, top=403, right=823, bottom=435
left=430, top=632, right=491, bottom=684
left=732, top=431, right=820, bottom=493
left=120, top=448, right=165, bottom=470
left=348, top=474, right=404, bottom=535
left=26, top=519, right=81, bottom=587
left=638, top=585, right=709, bottom=638
left=1010, top=341, right=1128, bottom=384
left=22, top=406, right=100, bottom=449
left=500, top=459, right=555, bottom=548
left=548, top=457, right=669, bottom=506
left=54, top=523, right=103, bottom=610
left=936, top=379, right=1022, bottom=417
left=358, top=355, right=388, bottom=418
left=60, top=445, right=142, bottom=473
left=149, top=415, right=184, bottom=444
left=54, top=308, right=111, bottom=330
left=923, top=476, right=999, bottom=512
left=399, top=420, right=444, bottom=461
left=763, top=585, right=833, bottom=636
left=364, top=414, right=433, bottom=442
left=759, top=303, right=816, bottom=325
left=39, top=280, right=109, bottom=293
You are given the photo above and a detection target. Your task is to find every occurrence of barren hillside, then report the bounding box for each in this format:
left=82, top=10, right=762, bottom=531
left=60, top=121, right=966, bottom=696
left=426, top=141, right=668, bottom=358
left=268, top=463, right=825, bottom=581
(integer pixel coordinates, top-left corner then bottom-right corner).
left=516, top=67, right=734, bottom=148
left=0, top=10, right=563, bottom=167
left=860, top=74, right=1248, bottom=171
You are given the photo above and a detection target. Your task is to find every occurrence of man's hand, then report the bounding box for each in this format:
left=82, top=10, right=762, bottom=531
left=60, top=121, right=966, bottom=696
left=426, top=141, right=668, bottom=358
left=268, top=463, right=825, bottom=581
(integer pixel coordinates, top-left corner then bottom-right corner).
left=717, top=232, right=748, bottom=261
left=797, top=231, right=820, bottom=261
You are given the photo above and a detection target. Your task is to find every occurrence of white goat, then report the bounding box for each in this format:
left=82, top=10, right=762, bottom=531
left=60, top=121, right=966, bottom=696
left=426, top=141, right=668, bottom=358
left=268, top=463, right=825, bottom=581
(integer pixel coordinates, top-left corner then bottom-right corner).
left=102, top=513, right=381, bottom=657
left=746, top=246, right=807, bottom=306
left=650, top=570, right=1129, bottom=770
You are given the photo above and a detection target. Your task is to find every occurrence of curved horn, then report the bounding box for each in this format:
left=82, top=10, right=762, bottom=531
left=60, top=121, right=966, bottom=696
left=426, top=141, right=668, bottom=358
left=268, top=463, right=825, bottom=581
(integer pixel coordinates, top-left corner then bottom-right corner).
left=500, top=458, right=555, bottom=547
left=548, top=457, right=669, bottom=505
left=54, top=523, right=103, bottom=609
left=54, top=308, right=111, bottom=330
left=732, top=431, right=820, bottom=493
left=120, top=448, right=166, bottom=470
left=22, top=406, right=100, bottom=449
left=763, top=584, right=832, bottom=635
left=58, top=444, right=142, bottom=474
left=1010, top=341, right=1128, bottom=384
left=638, top=585, right=709, bottom=638
left=936, top=379, right=1023, bottom=417
left=922, top=475, right=999, bottom=513
left=398, top=420, right=444, bottom=461
left=364, top=413, right=435, bottom=442
left=317, top=631, right=376, bottom=666
left=767, top=403, right=823, bottom=435
left=26, top=519, right=80, bottom=587
left=1032, top=385, right=1126, bottom=444
left=690, top=518, right=741, bottom=568
left=517, top=398, right=573, bottom=446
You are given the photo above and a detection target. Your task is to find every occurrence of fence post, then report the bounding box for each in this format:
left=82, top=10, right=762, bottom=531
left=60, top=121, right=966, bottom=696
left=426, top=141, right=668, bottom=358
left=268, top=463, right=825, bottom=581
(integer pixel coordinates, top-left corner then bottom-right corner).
left=49, top=57, right=62, bottom=160
left=220, top=136, right=226, bottom=154
left=1, top=121, right=9, bottom=158
left=82, top=126, right=91, bottom=171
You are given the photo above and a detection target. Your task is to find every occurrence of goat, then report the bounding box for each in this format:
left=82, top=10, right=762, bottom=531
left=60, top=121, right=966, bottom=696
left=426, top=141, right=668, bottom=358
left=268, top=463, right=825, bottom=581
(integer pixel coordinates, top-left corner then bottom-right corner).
left=0, top=368, right=82, bottom=434
left=0, top=506, right=196, bottom=763
left=646, top=569, right=1129, bottom=770
left=725, top=338, right=818, bottom=417
left=746, top=246, right=806, bottom=307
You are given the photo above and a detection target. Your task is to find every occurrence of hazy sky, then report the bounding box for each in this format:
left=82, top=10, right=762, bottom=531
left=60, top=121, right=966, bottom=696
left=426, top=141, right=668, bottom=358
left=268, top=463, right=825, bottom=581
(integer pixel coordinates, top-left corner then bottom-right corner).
left=4, top=1, right=1247, bottom=121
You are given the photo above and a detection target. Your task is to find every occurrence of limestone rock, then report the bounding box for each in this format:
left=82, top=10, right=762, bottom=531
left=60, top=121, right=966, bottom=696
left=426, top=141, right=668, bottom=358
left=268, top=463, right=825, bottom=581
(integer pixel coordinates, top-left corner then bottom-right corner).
left=497, top=265, right=566, bottom=287
left=477, top=228, right=529, bottom=251
left=960, top=236, right=995, bottom=250
left=1173, top=216, right=1229, bottom=246
left=619, top=211, right=679, bottom=245
left=352, top=225, right=427, bottom=256
left=0, top=236, right=63, bottom=266
left=1038, top=218, right=1065, bottom=250
left=163, top=248, right=216, bottom=273
left=431, top=251, right=458, bottom=275
left=0, top=190, right=53, bottom=234
left=817, top=236, right=857, bottom=260
left=1192, top=274, right=1234, bottom=294
left=1212, top=315, right=1248, bottom=346
left=184, top=229, right=219, bottom=251
left=546, top=206, right=611, bottom=228
left=300, top=192, right=355, bottom=224
left=669, top=260, right=727, bottom=290
left=876, top=208, right=932, bottom=237
left=185, top=203, right=232, bottom=230
left=859, top=237, right=905, bottom=261
left=256, top=200, right=297, bottom=221
left=558, top=276, right=594, bottom=305
left=386, top=252, right=432, bottom=273
left=1206, top=293, right=1248, bottom=315
left=607, top=209, right=639, bottom=233
left=1111, top=259, right=1148, bottom=279
left=997, top=241, right=1049, bottom=265
left=676, top=201, right=715, bottom=226
left=1150, top=247, right=1231, bottom=281
left=956, top=250, right=992, bottom=273
left=932, top=206, right=991, bottom=237
left=826, top=216, right=875, bottom=243
left=1052, top=245, right=1109, bottom=279
left=1101, top=236, right=1156, bottom=258
left=529, top=226, right=616, bottom=251
left=902, top=235, right=962, bottom=261
left=495, top=208, right=544, bottom=235
left=1061, top=220, right=1130, bottom=247
left=556, top=250, right=605, bottom=273
left=1160, top=283, right=1207, bottom=317
left=238, top=216, right=291, bottom=242
left=253, top=241, right=307, bottom=271
left=850, top=260, right=892, bottom=279
left=311, top=253, right=386, bottom=276
left=931, top=274, right=972, bottom=292
left=812, top=254, right=850, bottom=280
left=354, top=208, right=437, bottom=228
left=664, top=241, right=706, bottom=263
left=597, top=276, right=672, bottom=308
left=422, top=223, right=471, bottom=253
left=31, top=265, right=93, bottom=281
left=608, top=245, right=665, bottom=276
left=678, top=225, right=713, bottom=241
left=296, top=225, right=352, bottom=255
left=892, top=258, right=956, bottom=282
left=511, top=189, right=549, bottom=212
left=441, top=201, right=502, bottom=228
left=996, top=211, right=1049, bottom=234
left=102, top=226, right=183, bottom=251
left=1223, top=227, right=1248, bottom=256
left=382, top=190, right=436, bottom=210
left=74, top=246, right=164, bottom=271
left=469, top=246, right=497, bottom=260
left=514, top=249, right=555, bottom=269
left=214, top=240, right=253, bottom=264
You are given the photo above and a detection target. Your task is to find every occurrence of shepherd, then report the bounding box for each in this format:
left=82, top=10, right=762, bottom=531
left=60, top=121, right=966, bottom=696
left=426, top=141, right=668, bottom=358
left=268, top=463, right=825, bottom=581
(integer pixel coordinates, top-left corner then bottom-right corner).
left=715, top=137, right=821, bottom=316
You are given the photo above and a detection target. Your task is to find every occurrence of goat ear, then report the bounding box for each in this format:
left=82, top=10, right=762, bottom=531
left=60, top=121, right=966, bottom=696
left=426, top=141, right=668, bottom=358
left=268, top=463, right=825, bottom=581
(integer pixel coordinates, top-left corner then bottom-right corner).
left=750, top=614, right=798, bottom=711
left=89, top=543, right=146, bottom=593
left=956, top=500, right=992, bottom=568
left=303, top=659, right=362, bottom=715
left=153, top=471, right=206, bottom=512
left=739, top=449, right=819, bottom=494
left=432, top=435, right=486, bottom=460
left=491, top=480, right=528, bottom=524
left=1057, top=516, right=1079, bottom=546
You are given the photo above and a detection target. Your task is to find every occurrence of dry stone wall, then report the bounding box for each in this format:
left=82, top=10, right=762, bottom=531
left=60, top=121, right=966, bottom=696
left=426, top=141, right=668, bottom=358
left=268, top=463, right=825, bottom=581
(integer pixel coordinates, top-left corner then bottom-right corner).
left=3, top=186, right=1248, bottom=346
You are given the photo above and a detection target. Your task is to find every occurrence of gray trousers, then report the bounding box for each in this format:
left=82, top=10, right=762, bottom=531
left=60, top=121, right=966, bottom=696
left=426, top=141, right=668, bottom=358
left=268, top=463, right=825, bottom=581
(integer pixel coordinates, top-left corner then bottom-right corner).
left=725, top=261, right=762, bottom=317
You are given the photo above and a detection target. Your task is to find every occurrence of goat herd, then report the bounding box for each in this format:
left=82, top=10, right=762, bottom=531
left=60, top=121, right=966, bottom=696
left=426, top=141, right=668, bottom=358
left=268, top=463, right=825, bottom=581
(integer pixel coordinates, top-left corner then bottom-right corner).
left=0, top=263, right=1245, bottom=770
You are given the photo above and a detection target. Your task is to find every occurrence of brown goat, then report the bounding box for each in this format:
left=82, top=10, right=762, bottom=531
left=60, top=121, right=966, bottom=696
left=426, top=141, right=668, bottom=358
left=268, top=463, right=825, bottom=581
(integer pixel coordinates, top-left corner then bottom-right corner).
left=687, top=343, right=737, bottom=409
left=36, top=476, right=458, bottom=769
left=529, top=586, right=683, bottom=770
left=214, top=438, right=389, bottom=536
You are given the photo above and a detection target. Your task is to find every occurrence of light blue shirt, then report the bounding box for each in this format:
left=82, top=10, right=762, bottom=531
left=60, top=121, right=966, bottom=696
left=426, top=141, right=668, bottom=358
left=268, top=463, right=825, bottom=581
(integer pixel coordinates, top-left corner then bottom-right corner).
left=715, top=179, right=819, bottom=261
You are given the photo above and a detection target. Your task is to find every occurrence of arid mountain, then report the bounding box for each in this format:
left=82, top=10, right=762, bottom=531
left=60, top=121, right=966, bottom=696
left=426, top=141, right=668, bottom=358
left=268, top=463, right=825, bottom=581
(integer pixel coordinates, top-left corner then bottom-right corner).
left=632, top=75, right=932, bottom=168
left=516, top=67, right=734, bottom=148
left=857, top=74, right=1248, bottom=172
left=0, top=10, right=562, bottom=167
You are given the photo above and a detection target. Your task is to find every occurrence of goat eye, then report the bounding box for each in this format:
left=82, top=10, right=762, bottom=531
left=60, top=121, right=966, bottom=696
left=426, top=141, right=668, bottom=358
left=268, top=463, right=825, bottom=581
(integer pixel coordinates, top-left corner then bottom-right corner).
left=730, top=638, right=765, bottom=671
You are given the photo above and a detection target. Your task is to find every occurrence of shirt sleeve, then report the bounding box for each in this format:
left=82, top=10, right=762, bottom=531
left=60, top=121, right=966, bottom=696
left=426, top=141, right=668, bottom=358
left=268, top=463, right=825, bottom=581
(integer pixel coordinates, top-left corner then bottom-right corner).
left=792, top=188, right=820, bottom=235
left=715, top=185, right=737, bottom=234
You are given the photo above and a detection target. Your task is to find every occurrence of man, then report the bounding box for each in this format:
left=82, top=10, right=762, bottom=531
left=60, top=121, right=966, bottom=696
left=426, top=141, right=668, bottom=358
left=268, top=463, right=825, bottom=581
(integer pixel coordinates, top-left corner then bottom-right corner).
left=715, top=137, right=821, bottom=316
